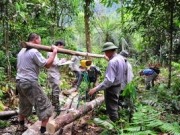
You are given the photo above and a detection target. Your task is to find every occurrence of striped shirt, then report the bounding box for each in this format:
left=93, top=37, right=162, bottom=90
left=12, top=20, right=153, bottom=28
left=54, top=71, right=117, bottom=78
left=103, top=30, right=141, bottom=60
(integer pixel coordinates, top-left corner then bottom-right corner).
left=96, top=54, right=127, bottom=91
left=16, top=48, right=47, bottom=81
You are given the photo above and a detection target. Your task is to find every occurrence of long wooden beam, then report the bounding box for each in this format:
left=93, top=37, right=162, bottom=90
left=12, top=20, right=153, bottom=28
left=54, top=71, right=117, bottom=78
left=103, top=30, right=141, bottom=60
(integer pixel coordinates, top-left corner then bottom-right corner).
left=20, top=42, right=104, bottom=58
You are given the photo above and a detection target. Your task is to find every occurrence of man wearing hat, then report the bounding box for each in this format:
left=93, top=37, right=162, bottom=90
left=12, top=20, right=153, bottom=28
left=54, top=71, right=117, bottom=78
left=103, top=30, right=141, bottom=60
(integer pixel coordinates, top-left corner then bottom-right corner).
left=119, top=50, right=134, bottom=107
left=47, top=40, right=66, bottom=114
left=119, top=50, right=134, bottom=88
left=89, top=42, right=127, bottom=122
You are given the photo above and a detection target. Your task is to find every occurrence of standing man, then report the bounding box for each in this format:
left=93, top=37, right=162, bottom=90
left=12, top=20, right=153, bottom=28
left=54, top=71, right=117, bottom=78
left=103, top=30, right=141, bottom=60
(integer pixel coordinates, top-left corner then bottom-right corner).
left=120, top=50, right=134, bottom=85
left=88, top=42, right=127, bottom=122
left=69, top=54, right=83, bottom=91
left=119, top=50, right=134, bottom=107
left=47, top=40, right=66, bottom=114
left=16, top=33, right=57, bottom=134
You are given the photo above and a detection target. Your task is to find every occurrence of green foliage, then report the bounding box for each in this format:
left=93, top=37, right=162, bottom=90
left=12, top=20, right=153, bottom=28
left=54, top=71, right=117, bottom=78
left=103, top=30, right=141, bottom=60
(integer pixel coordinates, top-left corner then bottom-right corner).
left=93, top=118, right=114, bottom=130
left=123, top=105, right=180, bottom=134
left=122, top=81, right=137, bottom=102
left=38, top=70, right=48, bottom=86
left=0, top=67, right=6, bottom=82
left=0, top=120, right=10, bottom=128
left=0, top=101, right=5, bottom=111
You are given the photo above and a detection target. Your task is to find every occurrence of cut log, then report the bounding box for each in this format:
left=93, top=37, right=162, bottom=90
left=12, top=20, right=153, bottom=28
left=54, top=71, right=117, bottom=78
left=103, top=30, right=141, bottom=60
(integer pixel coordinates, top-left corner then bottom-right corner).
left=62, top=87, right=77, bottom=96
left=0, top=110, right=19, bottom=118
left=59, top=94, right=80, bottom=135
left=22, top=92, right=78, bottom=135
left=20, top=42, right=104, bottom=58
left=61, top=91, right=78, bottom=111
left=22, top=112, right=57, bottom=135
left=46, top=96, right=104, bottom=134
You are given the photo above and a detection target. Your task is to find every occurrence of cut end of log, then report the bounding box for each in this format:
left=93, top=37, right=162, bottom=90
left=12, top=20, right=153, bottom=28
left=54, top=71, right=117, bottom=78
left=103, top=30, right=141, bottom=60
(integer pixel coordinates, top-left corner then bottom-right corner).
left=46, top=120, right=57, bottom=134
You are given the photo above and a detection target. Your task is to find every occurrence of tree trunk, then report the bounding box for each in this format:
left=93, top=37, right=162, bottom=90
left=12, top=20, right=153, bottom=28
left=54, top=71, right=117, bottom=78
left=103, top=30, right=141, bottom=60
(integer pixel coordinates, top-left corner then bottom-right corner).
left=46, top=96, right=104, bottom=134
left=3, top=3, right=11, bottom=79
left=0, top=110, right=19, bottom=118
left=22, top=92, right=78, bottom=135
left=20, top=42, right=104, bottom=58
left=84, top=0, right=92, bottom=54
left=57, top=94, right=80, bottom=135
left=22, top=112, right=57, bottom=135
left=168, top=0, right=174, bottom=88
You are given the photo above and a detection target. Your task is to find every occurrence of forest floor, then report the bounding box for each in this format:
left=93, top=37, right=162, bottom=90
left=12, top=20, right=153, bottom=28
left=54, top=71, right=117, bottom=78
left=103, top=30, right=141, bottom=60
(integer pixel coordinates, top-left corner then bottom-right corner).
left=0, top=111, right=103, bottom=135
left=0, top=88, right=103, bottom=135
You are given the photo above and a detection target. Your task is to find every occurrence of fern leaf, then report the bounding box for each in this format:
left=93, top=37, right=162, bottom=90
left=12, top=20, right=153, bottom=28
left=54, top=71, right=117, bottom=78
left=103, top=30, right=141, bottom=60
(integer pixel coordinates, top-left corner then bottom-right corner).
left=93, top=118, right=114, bottom=130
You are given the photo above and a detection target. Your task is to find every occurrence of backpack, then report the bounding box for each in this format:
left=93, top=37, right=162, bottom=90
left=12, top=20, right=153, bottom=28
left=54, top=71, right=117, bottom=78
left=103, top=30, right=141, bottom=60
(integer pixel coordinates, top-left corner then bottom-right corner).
left=150, top=67, right=160, bottom=74
left=88, top=66, right=101, bottom=83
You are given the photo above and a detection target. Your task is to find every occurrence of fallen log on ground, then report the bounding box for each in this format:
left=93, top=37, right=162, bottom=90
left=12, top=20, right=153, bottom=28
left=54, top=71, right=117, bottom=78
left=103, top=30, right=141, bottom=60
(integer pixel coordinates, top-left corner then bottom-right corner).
left=46, top=96, right=104, bottom=134
left=22, top=112, right=57, bottom=135
left=61, top=91, right=78, bottom=111
left=58, top=94, right=80, bottom=135
left=20, top=42, right=104, bottom=58
left=0, top=110, right=19, bottom=118
left=22, top=91, right=78, bottom=135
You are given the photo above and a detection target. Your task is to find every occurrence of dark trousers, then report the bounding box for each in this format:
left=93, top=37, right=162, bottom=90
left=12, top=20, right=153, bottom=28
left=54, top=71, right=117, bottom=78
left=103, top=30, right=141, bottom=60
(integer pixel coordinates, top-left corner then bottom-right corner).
left=104, top=85, right=121, bottom=122
left=73, top=71, right=83, bottom=88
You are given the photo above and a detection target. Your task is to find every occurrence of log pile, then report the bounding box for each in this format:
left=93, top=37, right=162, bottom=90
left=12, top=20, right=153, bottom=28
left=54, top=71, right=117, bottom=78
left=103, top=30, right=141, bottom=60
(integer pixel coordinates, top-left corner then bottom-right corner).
left=21, top=88, right=104, bottom=135
left=47, top=96, right=104, bottom=134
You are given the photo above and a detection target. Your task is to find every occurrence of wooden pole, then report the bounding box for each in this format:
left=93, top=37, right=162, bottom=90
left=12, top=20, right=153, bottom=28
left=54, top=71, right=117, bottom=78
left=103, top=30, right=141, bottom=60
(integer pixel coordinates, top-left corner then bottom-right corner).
left=0, top=110, right=19, bottom=118
left=20, top=42, right=104, bottom=58
left=46, top=96, right=104, bottom=134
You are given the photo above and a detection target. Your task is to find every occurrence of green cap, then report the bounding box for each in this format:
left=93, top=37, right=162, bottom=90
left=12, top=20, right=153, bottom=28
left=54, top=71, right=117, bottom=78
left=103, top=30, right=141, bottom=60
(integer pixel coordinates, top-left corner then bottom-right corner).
left=102, top=42, right=118, bottom=52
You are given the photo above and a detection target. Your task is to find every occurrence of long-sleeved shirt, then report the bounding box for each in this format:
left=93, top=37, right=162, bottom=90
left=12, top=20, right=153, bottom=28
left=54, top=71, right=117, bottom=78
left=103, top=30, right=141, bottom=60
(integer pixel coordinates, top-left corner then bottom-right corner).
left=96, top=54, right=127, bottom=91
left=69, top=55, right=81, bottom=72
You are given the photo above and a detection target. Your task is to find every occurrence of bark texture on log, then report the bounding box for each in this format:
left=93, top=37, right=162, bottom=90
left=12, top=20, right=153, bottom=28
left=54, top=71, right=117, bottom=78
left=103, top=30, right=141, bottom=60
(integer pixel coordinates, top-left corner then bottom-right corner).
left=20, top=42, right=104, bottom=58
left=46, top=96, right=104, bottom=134
left=0, top=110, right=19, bottom=118
left=57, top=94, right=80, bottom=135
left=22, top=112, right=57, bottom=135
left=22, top=91, right=77, bottom=135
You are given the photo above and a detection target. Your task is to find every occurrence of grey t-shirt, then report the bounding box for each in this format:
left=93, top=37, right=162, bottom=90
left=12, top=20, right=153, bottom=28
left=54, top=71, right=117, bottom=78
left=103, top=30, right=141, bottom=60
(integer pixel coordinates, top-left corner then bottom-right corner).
left=16, top=48, right=47, bottom=81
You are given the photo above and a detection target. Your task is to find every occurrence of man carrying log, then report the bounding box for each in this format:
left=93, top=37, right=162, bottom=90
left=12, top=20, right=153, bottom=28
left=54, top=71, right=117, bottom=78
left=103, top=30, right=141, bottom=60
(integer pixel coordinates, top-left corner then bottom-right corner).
left=47, top=40, right=66, bottom=115
left=88, top=42, right=127, bottom=122
left=16, top=33, right=57, bottom=134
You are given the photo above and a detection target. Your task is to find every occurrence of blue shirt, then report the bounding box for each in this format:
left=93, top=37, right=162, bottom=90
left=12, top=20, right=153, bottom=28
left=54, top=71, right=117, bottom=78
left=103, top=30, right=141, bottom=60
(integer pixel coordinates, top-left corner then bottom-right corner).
left=143, top=69, right=155, bottom=76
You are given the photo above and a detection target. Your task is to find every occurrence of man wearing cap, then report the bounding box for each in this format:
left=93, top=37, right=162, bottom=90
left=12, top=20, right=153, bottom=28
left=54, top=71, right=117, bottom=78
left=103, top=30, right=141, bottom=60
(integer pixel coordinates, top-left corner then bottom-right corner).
left=47, top=40, right=66, bottom=114
left=119, top=50, right=134, bottom=107
left=88, top=42, right=127, bottom=122
left=119, top=50, right=134, bottom=89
